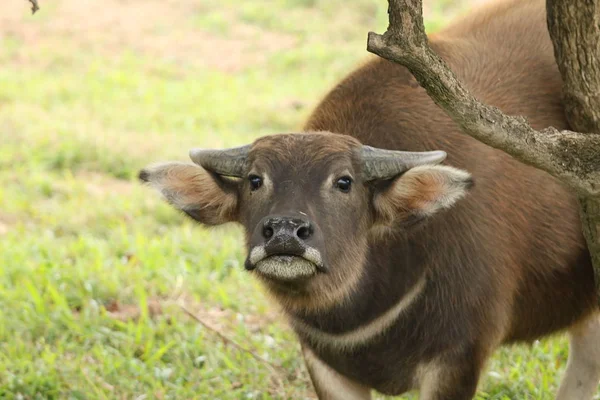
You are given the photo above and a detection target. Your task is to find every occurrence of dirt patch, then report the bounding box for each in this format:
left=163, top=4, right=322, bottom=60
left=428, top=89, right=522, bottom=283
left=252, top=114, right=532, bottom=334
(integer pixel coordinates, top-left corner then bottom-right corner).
left=97, top=295, right=282, bottom=333
left=0, top=212, right=21, bottom=236
left=103, top=297, right=164, bottom=322
left=2, top=0, right=296, bottom=72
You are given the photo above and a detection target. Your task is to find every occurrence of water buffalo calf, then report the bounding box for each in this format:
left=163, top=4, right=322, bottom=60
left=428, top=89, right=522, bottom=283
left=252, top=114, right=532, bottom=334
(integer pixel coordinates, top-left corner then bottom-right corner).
left=140, top=0, right=600, bottom=398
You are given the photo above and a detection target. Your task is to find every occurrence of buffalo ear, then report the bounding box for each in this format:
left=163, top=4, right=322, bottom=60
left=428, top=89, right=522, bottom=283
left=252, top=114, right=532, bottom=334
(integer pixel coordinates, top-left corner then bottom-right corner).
left=139, top=162, right=239, bottom=226
left=373, top=165, right=474, bottom=227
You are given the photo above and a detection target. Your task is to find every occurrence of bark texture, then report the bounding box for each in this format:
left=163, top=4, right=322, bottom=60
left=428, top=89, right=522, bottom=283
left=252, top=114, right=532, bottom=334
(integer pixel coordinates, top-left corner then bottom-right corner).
left=367, top=0, right=600, bottom=299
left=547, top=0, right=600, bottom=300
left=547, top=0, right=600, bottom=133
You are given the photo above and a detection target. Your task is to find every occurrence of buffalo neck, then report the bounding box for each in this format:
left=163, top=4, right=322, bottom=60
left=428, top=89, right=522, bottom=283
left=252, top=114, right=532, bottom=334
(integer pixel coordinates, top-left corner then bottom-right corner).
left=288, top=229, right=428, bottom=335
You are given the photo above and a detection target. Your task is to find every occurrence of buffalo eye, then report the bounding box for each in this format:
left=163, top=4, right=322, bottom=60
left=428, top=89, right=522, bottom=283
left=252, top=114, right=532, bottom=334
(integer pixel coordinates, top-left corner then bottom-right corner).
left=249, top=175, right=263, bottom=191
left=335, top=176, right=352, bottom=193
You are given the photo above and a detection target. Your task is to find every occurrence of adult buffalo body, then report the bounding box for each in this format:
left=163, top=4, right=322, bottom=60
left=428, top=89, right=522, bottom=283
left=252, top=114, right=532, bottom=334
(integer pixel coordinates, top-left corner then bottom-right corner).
left=140, top=0, right=600, bottom=398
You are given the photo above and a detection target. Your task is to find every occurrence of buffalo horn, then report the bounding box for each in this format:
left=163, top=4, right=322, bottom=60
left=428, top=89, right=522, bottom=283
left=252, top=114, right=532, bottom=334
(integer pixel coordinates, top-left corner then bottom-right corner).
left=361, top=146, right=447, bottom=180
left=189, top=144, right=251, bottom=177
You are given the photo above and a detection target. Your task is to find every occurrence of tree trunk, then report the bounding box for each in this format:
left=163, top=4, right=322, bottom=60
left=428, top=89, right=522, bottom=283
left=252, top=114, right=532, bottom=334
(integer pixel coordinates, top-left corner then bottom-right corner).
left=578, top=197, right=600, bottom=298
left=547, top=0, right=600, bottom=301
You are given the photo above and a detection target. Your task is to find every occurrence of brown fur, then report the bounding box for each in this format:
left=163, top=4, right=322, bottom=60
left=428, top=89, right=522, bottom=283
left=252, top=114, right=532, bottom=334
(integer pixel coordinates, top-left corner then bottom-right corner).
left=294, top=0, right=598, bottom=396
left=242, top=133, right=373, bottom=313
left=140, top=0, right=600, bottom=397
left=139, top=162, right=238, bottom=225
left=373, top=165, right=474, bottom=226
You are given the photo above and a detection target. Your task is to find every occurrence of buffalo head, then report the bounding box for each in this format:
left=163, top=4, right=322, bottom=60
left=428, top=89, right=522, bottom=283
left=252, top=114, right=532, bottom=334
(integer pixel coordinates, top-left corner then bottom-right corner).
left=139, top=132, right=473, bottom=310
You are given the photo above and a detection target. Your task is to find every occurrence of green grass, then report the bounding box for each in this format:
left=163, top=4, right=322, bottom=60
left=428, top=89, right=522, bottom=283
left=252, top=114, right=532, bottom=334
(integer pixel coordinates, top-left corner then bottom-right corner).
left=0, top=0, right=594, bottom=398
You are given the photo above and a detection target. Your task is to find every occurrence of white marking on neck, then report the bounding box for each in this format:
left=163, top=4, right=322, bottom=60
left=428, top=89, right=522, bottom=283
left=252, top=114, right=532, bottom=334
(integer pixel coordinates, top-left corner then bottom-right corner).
left=290, top=274, right=427, bottom=351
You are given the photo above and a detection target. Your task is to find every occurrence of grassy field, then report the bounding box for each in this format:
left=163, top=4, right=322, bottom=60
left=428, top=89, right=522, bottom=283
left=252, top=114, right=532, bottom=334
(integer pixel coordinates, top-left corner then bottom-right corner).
left=0, top=0, right=595, bottom=398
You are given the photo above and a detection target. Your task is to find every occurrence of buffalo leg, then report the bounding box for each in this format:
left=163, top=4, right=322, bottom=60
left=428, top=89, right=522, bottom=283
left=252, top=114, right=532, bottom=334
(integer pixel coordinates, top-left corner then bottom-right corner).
left=418, top=349, right=484, bottom=400
left=301, top=345, right=372, bottom=400
left=556, top=313, right=600, bottom=400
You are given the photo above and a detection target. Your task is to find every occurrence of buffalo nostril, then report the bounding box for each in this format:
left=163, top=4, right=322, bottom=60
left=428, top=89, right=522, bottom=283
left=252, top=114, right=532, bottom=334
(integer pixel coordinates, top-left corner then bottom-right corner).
left=296, top=225, right=312, bottom=240
left=263, top=225, right=274, bottom=239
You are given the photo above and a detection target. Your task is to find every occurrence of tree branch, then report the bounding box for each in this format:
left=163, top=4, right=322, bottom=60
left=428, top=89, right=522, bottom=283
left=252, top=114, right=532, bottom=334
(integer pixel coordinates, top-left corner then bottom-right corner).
left=366, top=0, right=600, bottom=197
left=28, top=0, right=39, bottom=14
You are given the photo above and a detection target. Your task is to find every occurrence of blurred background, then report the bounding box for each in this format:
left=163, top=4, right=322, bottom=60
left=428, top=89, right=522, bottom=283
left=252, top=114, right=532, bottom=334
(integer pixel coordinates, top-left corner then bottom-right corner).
left=0, top=0, right=576, bottom=398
